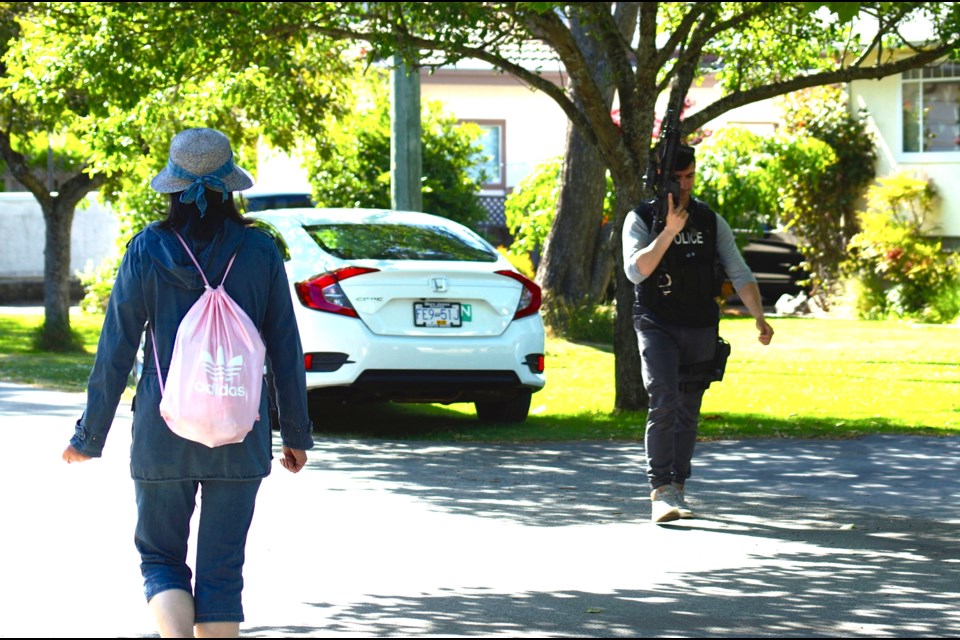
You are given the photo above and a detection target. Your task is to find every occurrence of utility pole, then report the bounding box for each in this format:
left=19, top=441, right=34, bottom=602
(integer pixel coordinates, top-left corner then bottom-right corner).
left=390, top=54, right=423, bottom=212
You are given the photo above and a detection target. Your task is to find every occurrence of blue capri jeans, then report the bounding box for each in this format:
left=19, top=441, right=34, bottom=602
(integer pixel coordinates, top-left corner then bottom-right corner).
left=134, top=478, right=262, bottom=623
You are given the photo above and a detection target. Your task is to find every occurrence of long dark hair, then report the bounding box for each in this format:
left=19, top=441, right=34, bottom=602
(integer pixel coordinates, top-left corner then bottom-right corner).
left=158, top=191, right=253, bottom=241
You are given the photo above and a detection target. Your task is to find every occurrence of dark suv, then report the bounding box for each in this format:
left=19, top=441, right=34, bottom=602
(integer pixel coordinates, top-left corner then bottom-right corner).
left=738, top=230, right=808, bottom=305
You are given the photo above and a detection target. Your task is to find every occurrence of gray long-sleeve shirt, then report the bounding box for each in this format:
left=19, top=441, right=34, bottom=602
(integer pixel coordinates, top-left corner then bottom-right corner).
left=622, top=198, right=756, bottom=290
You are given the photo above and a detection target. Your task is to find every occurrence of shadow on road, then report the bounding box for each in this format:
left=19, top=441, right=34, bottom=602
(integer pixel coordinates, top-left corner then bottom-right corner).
left=256, top=434, right=960, bottom=637
left=3, top=380, right=958, bottom=638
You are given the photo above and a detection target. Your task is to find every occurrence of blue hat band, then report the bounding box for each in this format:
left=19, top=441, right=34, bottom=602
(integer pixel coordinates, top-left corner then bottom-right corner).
left=167, top=156, right=234, bottom=216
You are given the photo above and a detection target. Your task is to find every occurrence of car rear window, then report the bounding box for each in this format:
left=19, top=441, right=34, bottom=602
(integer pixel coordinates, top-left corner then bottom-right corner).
left=303, top=223, right=499, bottom=262
left=242, top=193, right=314, bottom=212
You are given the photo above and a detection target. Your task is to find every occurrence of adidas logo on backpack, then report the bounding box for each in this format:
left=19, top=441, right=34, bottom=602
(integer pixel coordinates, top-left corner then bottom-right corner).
left=196, top=348, right=248, bottom=397
left=151, top=231, right=266, bottom=447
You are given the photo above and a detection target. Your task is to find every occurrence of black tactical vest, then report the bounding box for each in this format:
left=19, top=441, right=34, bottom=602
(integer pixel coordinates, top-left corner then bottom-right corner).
left=633, top=198, right=724, bottom=327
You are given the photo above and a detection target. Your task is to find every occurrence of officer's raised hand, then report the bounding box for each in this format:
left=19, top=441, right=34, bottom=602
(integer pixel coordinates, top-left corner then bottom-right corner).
left=665, top=192, right=688, bottom=236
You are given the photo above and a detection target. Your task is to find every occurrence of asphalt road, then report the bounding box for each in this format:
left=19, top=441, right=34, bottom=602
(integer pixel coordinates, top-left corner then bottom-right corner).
left=1, top=381, right=959, bottom=638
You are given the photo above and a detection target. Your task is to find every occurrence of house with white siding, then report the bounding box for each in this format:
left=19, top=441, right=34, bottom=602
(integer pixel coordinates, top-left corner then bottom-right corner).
left=419, top=48, right=959, bottom=249
left=850, top=58, right=960, bottom=246
left=417, top=52, right=783, bottom=241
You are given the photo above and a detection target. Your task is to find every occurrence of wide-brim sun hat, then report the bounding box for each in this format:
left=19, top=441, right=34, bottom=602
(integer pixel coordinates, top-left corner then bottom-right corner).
left=151, top=127, right=254, bottom=194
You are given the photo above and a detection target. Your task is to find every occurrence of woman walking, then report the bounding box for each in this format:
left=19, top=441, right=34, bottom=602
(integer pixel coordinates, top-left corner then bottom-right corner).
left=62, top=128, right=314, bottom=637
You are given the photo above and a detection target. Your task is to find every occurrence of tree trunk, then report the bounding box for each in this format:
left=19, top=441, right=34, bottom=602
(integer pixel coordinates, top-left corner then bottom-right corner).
left=37, top=198, right=77, bottom=350
left=0, top=130, right=103, bottom=351
left=535, top=11, right=619, bottom=333
left=536, top=122, right=611, bottom=330
left=611, top=184, right=647, bottom=412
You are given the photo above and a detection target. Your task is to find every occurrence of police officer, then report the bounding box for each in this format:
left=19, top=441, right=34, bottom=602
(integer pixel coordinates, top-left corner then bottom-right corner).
left=622, top=144, right=774, bottom=523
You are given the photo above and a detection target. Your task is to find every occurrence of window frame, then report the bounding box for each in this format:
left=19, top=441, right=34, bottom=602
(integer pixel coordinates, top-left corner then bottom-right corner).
left=463, top=119, right=507, bottom=190
left=901, top=61, right=960, bottom=158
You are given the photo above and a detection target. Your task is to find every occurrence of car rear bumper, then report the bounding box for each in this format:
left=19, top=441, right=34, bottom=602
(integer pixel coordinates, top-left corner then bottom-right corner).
left=297, top=312, right=546, bottom=398
left=308, top=369, right=539, bottom=404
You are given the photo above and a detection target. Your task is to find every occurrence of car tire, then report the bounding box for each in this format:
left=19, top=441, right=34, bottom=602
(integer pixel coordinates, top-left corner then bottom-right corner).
left=475, top=391, right=532, bottom=423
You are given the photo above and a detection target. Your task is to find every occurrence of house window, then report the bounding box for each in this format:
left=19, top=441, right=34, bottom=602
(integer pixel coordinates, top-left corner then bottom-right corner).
left=903, top=61, right=960, bottom=153
left=465, top=121, right=506, bottom=189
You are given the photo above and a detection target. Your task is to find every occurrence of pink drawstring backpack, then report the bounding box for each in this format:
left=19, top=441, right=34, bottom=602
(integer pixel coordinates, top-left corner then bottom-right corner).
left=151, top=231, right=266, bottom=447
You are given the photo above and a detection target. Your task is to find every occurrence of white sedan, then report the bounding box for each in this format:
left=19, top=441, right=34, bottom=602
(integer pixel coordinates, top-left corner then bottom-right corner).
left=250, top=208, right=546, bottom=423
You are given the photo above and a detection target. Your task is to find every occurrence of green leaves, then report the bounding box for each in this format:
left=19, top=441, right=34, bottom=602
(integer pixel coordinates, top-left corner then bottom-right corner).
left=3, top=2, right=357, bottom=235
left=845, top=173, right=959, bottom=323
left=304, top=67, right=489, bottom=229
left=706, top=3, right=848, bottom=95
left=504, top=155, right=615, bottom=258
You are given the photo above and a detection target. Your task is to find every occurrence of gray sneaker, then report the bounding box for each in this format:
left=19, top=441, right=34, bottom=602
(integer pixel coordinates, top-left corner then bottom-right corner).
left=671, top=482, right=695, bottom=519
left=650, top=484, right=682, bottom=523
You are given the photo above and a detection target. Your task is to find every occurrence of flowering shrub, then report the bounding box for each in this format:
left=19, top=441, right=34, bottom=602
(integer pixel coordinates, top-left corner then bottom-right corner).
left=844, top=173, right=960, bottom=323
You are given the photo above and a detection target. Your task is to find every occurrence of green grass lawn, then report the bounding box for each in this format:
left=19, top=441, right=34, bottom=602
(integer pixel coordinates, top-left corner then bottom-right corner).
left=1, top=309, right=958, bottom=441
left=0, top=309, right=104, bottom=392
left=702, top=316, right=960, bottom=439
left=397, top=315, right=960, bottom=441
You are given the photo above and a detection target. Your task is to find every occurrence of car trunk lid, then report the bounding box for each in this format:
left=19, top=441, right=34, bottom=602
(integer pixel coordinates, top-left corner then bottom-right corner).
left=339, top=264, right=526, bottom=337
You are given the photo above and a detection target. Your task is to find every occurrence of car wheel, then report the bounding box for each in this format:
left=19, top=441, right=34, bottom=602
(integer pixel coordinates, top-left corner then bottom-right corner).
left=475, top=391, right=532, bottom=423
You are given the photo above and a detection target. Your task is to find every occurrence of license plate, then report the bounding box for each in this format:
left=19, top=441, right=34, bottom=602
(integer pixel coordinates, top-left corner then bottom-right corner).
left=414, top=301, right=461, bottom=327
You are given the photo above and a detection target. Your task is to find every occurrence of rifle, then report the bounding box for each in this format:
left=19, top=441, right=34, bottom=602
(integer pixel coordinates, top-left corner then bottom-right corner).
left=642, top=104, right=683, bottom=234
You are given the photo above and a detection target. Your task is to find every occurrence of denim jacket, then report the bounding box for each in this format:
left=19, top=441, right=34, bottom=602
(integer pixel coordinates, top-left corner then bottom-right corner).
left=71, top=218, right=314, bottom=481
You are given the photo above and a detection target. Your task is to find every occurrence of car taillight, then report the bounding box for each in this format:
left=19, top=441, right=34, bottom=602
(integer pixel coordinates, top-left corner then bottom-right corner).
left=495, top=270, right=542, bottom=319
left=295, top=267, right=379, bottom=317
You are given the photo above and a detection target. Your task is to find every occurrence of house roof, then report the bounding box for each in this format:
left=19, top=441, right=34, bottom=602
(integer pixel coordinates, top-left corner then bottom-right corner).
left=420, top=40, right=563, bottom=73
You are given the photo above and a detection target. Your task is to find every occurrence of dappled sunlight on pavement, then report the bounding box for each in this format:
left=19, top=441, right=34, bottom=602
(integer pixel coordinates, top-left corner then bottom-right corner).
left=2, top=381, right=959, bottom=638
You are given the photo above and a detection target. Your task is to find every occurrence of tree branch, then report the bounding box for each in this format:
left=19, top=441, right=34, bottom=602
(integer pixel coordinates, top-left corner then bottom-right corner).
left=58, top=170, right=107, bottom=211
left=0, top=130, right=52, bottom=208
left=663, top=5, right=720, bottom=109
left=311, top=22, right=591, bottom=138
left=693, top=2, right=772, bottom=47
left=571, top=4, right=639, bottom=145
left=683, top=44, right=956, bottom=133
left=655, top=2, right=711, bottom=70
left=852, top=3, right=917, bottom=66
